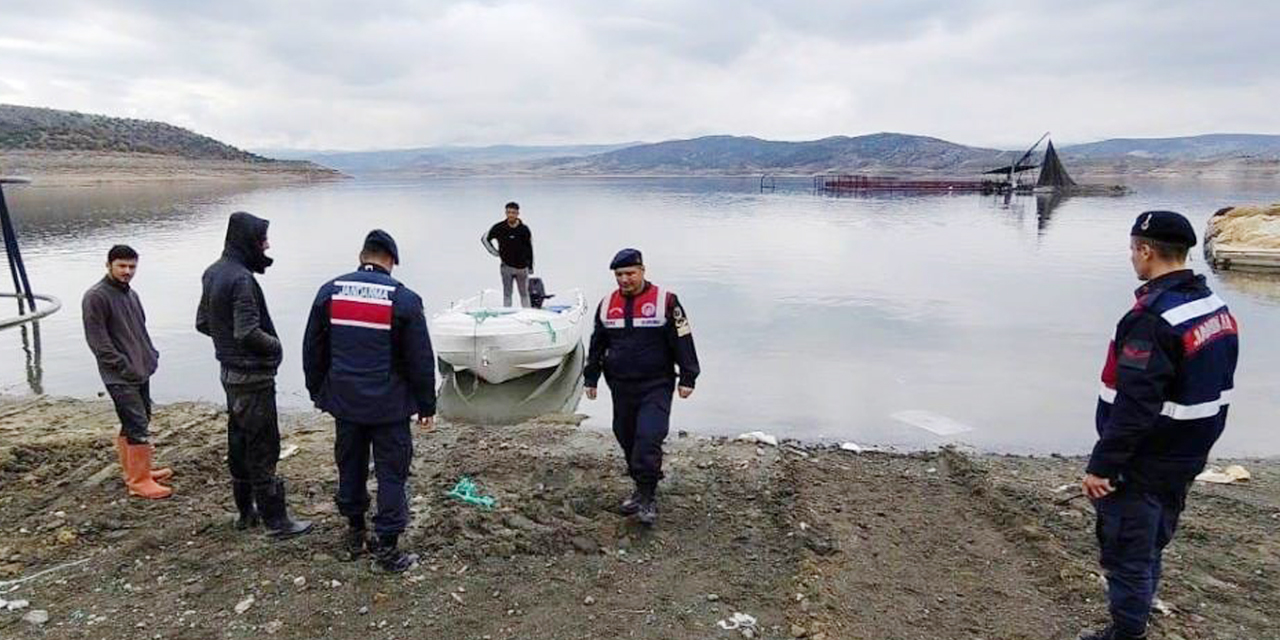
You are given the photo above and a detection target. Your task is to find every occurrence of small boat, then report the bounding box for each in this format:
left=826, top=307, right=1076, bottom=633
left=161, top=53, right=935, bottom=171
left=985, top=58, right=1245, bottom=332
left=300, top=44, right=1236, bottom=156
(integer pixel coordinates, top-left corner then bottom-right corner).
left=429, top=288, right=587, bottom=384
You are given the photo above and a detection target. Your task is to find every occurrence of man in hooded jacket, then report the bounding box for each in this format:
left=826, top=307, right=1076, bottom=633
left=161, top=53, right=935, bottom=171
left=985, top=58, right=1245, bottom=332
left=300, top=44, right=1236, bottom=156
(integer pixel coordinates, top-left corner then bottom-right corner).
left=197, top=211, right=312, bottom=539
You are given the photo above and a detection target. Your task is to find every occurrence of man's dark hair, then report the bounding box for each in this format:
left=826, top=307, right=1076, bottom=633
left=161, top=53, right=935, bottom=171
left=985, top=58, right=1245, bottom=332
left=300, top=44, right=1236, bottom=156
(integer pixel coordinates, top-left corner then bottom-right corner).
left=107, top=245, right=138, bottom=263
left=360, top=244, right=393, bottom=263
left=505, top=201, right=519, bottom=211
left=1134, top=236, right=1190, bottom=262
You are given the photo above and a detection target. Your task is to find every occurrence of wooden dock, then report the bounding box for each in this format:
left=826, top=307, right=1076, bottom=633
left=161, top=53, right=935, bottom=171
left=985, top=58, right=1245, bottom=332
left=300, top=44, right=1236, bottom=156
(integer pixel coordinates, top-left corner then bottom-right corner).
left=1207, top=244, right=1280, bottom=272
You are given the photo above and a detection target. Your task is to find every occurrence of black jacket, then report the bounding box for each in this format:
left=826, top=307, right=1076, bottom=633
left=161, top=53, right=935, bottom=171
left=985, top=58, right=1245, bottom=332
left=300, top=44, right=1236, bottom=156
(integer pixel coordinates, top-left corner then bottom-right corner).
left=485, top=221, right=534, bottom=270
left=302, top=263, right=437, bottom=422
left=196, top=212, right=283, bottom=375
left=584, top=282, right=700, bottom=389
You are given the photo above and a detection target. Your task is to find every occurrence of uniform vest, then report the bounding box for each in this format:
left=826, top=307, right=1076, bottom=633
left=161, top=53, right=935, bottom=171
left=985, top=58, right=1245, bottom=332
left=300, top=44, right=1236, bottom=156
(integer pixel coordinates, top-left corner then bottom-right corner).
left=596, top=284, right=679, bottom=383
left=323, top=269, right=413, bottom=422
left=1096, top=279, right=1238, bottom=486
left=600, top=284, right=667, bottom=329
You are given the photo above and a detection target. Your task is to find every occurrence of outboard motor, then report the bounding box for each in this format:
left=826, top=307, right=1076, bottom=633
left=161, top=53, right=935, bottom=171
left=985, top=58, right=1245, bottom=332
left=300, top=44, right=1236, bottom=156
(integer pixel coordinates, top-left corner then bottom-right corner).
left=528, top=276, right=553, bottom=309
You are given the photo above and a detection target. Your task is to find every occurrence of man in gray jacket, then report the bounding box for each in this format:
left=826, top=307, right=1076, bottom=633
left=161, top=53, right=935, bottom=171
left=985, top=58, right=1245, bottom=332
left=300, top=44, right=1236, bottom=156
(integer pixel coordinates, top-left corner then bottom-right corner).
left=82, top=245, right=172, bottom=499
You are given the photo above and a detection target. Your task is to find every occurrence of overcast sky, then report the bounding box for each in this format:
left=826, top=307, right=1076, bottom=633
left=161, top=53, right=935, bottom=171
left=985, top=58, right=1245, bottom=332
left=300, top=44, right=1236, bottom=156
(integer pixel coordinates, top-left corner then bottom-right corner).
left=1, top=0, right=1276, bottom=150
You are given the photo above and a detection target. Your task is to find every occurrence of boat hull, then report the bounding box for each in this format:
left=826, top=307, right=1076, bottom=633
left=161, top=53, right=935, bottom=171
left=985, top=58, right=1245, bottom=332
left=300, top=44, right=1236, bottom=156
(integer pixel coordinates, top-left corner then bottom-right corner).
left=429, top=289, right=586, bottom=384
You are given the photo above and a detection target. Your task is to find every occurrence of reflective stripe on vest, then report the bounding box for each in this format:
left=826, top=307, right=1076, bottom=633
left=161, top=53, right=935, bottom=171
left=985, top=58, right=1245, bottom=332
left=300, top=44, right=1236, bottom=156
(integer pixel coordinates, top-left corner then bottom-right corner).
left=1098, top=385, right=1233, bottom=421
left=1161, top=294, right=1226, bottom=327
left=331, top=280, right=395, bottom=330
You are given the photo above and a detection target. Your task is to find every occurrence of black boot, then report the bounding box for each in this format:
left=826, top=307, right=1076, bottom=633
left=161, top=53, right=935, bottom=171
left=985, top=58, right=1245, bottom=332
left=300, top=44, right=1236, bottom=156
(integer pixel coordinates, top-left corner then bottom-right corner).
left=232, top=480, right=260, bottom=529
left=369, top=534, right=418, bottom=573
left=254, top=479, right=314, bottom=540
left=636, top=485, right=658, bottom=526
left=1080, top=624, right=1146, bottom=640
left=619, top=488, right=643, bottom=515
left=345, top=517, right=369, bottom=560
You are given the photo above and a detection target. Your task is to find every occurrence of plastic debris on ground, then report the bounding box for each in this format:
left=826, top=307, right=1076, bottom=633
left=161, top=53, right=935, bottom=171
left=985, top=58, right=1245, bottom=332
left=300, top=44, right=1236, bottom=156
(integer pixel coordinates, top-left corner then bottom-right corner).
left=278, top=444, right=299, bottom=460
left=717, top=611, right=759, bottom=636
left=735, top=431, right=778, bottom=447
left=839, top=442, right=864, bottom=453
left=890, top=410, right=974, bottom=436
left=446, top=476, right=497, bottom=509
left=1195, top=465, right=1251, bottom=484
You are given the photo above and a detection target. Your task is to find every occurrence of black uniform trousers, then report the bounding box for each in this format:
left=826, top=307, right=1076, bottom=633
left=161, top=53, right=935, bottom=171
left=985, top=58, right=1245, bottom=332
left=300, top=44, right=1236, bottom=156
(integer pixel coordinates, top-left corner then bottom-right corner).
left=609, top=378, right=675, bottom=491
left=1095, top=483, right=1188, bottom=636
left=107, top=381, right=152, bottom=445
left=334, top=419, right=413, bottom=536
left=223, top=380, right=281, bottom=488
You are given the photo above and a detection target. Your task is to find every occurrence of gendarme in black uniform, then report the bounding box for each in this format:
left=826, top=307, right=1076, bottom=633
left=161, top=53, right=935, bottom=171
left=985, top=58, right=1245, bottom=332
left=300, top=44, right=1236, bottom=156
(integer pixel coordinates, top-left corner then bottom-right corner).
left=303, top=230, right=435, bottom=572
left=1082, top=211, right=1239, bottom=640
left=584, top=248, right=700, bottom=525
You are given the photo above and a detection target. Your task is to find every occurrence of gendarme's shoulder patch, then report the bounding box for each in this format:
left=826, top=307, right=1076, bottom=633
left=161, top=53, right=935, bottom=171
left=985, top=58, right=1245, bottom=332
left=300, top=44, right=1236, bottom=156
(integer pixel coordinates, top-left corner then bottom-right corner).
left=673, top=305, right=692, bottom=337
left=1118, top=339, right=1153, bottom=370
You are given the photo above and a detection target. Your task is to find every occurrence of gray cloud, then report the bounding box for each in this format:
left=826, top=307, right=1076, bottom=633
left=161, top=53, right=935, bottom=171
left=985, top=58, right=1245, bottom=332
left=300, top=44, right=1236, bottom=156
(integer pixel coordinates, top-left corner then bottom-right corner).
left=0, top=0, right=1276, bottom=149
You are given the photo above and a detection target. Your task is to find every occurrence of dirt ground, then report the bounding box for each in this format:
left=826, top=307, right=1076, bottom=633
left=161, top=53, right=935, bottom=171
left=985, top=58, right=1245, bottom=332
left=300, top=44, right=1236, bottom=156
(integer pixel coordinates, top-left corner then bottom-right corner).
left=0, top=396, right=1275, bottom=640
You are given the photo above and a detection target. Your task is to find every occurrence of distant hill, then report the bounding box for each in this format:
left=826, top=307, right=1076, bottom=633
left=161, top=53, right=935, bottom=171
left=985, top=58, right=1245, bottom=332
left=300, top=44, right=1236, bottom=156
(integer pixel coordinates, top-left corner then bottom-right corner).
left=531, top=133, right=1006, bottom=175
left=261, top=143, right=642, bottom=175
left=0, top=104, right=268, bottom=162
left=520, top=133, right=1280, bottom=178
left=263, top=131, right=1280, bottom=179
left=1061, top=134, right=1280, bottom=160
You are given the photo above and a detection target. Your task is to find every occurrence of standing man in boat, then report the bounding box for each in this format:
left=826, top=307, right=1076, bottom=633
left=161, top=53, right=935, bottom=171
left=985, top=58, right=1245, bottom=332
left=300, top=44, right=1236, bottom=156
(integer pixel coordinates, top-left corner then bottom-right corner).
left=482, top=201, right=534, bottom=307
left=197, top=211, right=312, bottom=539
left=82, top=244, right=171, bottom=500
left=584, top=248, right=700, bottom=526
left=303, top=229, right=436, bottom=573
left=1079, top=211, right=1238, bottom=640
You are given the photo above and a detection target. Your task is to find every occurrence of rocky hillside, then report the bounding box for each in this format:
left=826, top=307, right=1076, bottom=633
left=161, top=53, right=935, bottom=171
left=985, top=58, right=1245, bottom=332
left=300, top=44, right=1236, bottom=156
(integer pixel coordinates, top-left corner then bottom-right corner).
left=1062, top=134, right=1280, bottom=160
left=533, top=133, right=1005, bottom=175
left=0, top=104, right=266, bottom=162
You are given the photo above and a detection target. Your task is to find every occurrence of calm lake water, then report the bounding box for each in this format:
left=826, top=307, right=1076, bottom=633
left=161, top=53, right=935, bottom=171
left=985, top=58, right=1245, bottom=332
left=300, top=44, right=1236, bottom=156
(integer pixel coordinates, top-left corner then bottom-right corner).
left=2, top=177, right=1277, bottom=456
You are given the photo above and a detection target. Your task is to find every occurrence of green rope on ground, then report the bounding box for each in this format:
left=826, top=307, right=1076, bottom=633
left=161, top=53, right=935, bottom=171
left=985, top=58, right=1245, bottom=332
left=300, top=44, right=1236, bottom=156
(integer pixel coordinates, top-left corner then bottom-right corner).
left=446, top=476, right=496, bottom=509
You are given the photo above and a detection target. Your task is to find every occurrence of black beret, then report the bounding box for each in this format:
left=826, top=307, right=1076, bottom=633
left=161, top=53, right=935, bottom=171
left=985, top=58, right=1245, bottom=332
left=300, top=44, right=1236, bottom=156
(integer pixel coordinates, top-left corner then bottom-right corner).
left=1131, top=210, right=1196, bottom=248
left=609, top=248, right=643, bottom=270
left=363, top=229, right=400, bottom=264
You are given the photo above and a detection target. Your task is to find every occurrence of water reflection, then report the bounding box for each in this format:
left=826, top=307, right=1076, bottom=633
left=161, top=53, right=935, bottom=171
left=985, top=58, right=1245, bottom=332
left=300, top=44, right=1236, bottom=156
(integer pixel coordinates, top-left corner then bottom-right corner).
left=438, top=343, right=585, bottom=424
left=1035, top=191, right=1068, bottom=234
left=20, top=321, right=42, bottom=395
left=0, top=177, right=1276, bottom=456
left=5, top=181, right=302, bottom=241
left=1212, top=268, right=1280, bottom=305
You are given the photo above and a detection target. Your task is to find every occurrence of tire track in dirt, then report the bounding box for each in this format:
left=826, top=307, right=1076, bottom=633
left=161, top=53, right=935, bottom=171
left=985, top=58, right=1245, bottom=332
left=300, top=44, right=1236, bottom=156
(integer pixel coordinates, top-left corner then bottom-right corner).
left=782, top=448, right=1088, bottom=640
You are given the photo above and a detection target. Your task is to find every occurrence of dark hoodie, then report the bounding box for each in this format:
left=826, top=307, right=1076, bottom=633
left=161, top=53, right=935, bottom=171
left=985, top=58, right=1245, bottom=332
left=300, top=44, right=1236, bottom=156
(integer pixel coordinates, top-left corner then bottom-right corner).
left=196, top=212, right=282, bottom=377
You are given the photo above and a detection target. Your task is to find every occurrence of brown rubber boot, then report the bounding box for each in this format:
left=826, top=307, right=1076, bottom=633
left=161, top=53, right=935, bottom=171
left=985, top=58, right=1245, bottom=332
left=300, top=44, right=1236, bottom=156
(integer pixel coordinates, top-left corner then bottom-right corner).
left=124, top=442, right=172, bottom=499
left=116, top=435, right=173, bottom=481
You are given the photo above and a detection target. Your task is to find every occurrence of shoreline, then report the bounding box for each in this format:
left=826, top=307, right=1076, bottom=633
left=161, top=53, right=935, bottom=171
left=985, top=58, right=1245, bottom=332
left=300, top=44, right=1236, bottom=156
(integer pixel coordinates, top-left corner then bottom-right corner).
left=5, top=150, right=1279, bottom=185
left=0, top=394, right=1275, bottom=639
left=0, top=150, right=348, bottom=188
left=7, top=389, right=1277, bottom=461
